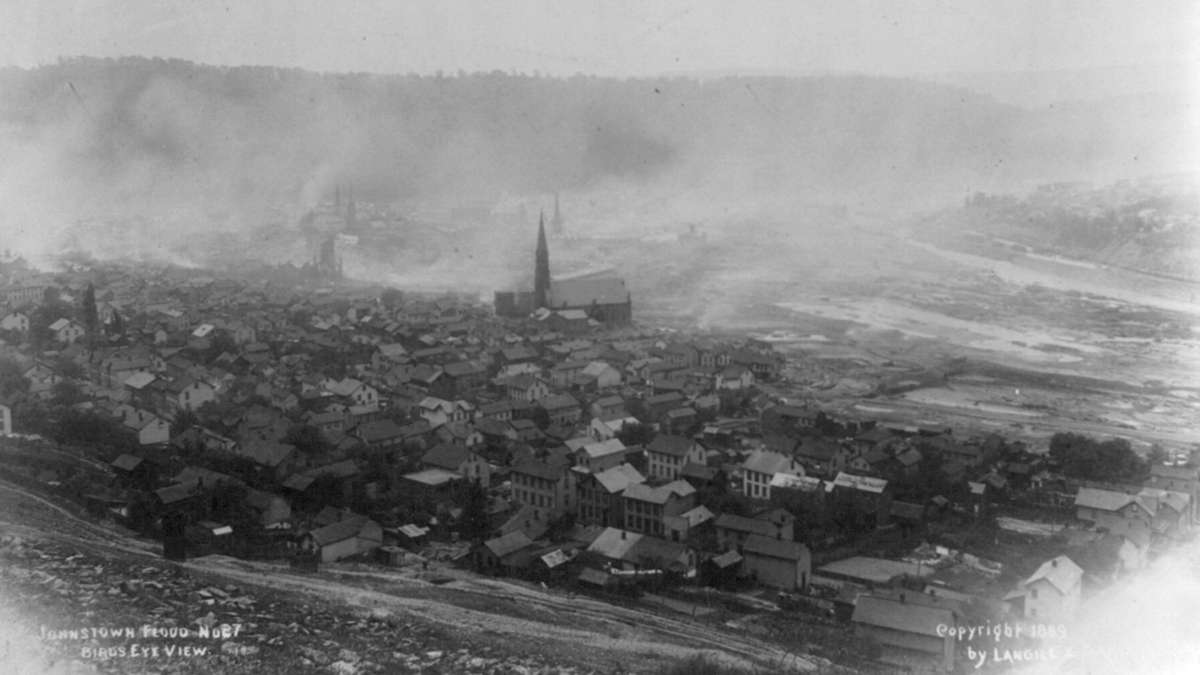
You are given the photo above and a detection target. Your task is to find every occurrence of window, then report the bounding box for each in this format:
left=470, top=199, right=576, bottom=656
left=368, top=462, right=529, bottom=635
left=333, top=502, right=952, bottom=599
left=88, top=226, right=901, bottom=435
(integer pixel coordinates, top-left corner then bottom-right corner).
left=1031, top=589, right=1038, bottom=599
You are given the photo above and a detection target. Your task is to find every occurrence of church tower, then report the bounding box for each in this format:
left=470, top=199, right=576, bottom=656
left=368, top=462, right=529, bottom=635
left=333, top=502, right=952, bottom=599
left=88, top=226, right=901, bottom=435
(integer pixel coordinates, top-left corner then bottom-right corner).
left=534, top=210, right=551, bottom=309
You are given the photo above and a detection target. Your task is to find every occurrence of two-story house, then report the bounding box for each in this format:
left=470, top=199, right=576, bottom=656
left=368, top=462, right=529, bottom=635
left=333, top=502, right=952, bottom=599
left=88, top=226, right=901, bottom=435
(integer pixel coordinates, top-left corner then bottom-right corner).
left=645, top=434, right=707, bottom=482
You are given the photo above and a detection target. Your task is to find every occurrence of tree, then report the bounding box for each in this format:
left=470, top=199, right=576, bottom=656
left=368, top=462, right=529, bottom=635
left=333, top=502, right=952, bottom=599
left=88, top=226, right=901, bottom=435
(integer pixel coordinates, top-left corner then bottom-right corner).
left=285, top=424, right=331, bottom=458
left=108, top=309, right=124, bottom=337
left=80, top=282, right=98, bottom=346
left=171, top=408, right=200, bottom=437
left=616, top=421, right=655, bottom=446
left=458, top=480, right=491, bottom=542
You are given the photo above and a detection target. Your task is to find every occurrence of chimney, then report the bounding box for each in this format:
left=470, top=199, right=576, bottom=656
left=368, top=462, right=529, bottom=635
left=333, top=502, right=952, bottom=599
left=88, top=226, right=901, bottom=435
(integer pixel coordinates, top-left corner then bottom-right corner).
left=621, top=530, right=626, bottom=540
left=899, top=592, right=906, bottom=603
left=1051, top=559, right=1058, bottom=568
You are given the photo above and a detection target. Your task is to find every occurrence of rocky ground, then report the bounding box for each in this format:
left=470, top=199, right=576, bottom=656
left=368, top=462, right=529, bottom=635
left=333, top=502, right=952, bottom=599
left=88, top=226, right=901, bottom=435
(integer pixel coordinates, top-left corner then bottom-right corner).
left=0, top=532, right=593, bottom=675
left=0, top=477, right=832, bottom=675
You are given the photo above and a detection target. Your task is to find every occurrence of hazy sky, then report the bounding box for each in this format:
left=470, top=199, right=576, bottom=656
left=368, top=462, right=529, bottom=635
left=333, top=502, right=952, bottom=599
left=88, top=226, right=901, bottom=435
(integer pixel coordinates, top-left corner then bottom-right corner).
left=2, top=0, right=1197, bottom=77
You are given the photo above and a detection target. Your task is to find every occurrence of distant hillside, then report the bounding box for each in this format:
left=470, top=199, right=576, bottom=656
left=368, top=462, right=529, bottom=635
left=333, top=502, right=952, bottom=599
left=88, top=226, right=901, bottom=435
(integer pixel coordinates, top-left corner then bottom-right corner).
left=0, top=57, right=1193, bottom=257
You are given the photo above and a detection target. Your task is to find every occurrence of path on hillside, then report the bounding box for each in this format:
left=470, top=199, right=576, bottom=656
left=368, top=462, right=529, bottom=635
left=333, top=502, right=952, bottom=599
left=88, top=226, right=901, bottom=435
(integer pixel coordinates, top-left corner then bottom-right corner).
left=0, top=479, right=824, bottom=672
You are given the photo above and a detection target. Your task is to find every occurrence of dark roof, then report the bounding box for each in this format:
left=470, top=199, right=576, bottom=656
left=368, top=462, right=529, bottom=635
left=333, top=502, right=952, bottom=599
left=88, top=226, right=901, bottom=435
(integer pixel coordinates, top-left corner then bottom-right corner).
left=422, top=443, right=472, bottom=471
left=796, top=437, right=840, bottom=462
left=309, top=516, right=371, bottom=547
left=647, top=434, right=694, bottom=458
left=714, top=513, right=778, bottom=538
left=511, top=459, right=564, bottom=482
left=355, top=419, right=407, bottom=443
left=743, top=534, right=808, bottom=561
left=237, top=440, right=297, bottom=468
left=484, top=530, right=535, bottom=559
left=111, top=454, right=144, bottom=472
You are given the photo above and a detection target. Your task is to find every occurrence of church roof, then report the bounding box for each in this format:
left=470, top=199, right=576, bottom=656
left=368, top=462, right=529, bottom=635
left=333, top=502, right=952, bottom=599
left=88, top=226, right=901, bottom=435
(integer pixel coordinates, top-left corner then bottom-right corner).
left=550, top=277, right=629, bottom=308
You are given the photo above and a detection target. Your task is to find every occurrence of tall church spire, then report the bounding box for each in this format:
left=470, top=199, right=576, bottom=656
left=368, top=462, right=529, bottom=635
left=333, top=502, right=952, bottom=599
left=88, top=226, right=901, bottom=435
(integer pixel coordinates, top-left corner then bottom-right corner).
left=534, top=210, right=550, bottom=309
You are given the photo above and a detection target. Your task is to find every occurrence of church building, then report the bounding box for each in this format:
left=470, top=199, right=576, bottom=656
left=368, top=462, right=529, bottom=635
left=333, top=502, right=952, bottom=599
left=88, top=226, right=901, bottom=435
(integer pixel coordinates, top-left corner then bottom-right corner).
left=494, top=213, right=632, bottom=325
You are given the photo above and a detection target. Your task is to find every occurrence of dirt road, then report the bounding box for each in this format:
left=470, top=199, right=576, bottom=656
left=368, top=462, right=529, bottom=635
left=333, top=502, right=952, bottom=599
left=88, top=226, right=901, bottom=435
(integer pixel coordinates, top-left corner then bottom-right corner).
left=0, top=478, right=827, bottom=673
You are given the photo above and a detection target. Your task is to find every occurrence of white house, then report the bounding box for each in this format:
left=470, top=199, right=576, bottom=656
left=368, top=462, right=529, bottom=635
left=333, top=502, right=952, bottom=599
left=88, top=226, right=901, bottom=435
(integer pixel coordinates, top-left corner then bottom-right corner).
left=645, top=435, right=707, bottom=482
left=741, top=450, right=804, bottom=501
left=0, top=312, right=29, bottom=333
left=1009, top=555, right=1083, bottom=621
left=49, top=318, right=85, bottom=344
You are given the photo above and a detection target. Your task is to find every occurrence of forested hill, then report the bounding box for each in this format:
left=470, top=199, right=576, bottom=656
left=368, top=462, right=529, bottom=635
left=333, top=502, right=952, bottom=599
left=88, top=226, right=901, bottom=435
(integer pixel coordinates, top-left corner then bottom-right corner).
left=0, top=57, right=1191, bottom=225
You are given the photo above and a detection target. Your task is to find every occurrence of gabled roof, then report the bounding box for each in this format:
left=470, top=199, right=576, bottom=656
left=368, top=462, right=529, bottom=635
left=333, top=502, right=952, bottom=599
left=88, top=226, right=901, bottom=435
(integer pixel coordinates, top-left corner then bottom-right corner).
left=743, top=449, right=800, bottom=476
left=580, top=438, right=626, bottom=460
left=511, top=458, right=566, bottom=482
left=646, top=434, right=695, bottom=458
left=743, top=534, right=808, bottom=561
left=593, top=463, right=646, bottom=494
left=1023, top=555, right=1083, bottom=595
left=111, top=454, right=144, bottom=472
left=1074, top=487, right=1140, bottom=512
left=587, top=527, right=643, bottom=560
left=237, top=440, right=297, bottom=468
left=124, top=372, right=156, bottom=389
left=421, top=443, right=473, bottom=471
left=309, top=515, right=372, bottom=547
left=539, top=393, right=580, bottom=411
left=484, top=530, right=535, bottom=559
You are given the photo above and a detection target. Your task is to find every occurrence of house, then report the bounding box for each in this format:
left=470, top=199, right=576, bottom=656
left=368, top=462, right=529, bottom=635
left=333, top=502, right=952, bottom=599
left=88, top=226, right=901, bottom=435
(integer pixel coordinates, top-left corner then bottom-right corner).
left=590, top=395, right=626, bottom=420
left=163, top=377, right=216, bottom=413
left=622, top=481, right=697, bottom=538
left=1147, top=464, right=1200, bottom=519
left=1007, top=555, right=1083, bottom=621
left=577, top=463, right=645, bottom=527
left=505, top=374, right=550, bottom=403
left=573, top=438, right=628, bottom=473
left=510, top=456, right=575, bottom=517
left=474, top=530, right=536, bottom=576
left=588, top=415, right=638, bottom=442
left=416, top=396, right=456, bottom=427
left=645, top=435, right=707, bottom=482
left=741, top=449, right=804, bottom=501
left=586, top=527, right=695, bottom=576
left=538, top=393, right=581, bottom=427
left=301, top=515, right=383, bottom=563
left=354, top=419, right=411, bottom=454
left=0, top=312, right=29, bottom=333
left=794, top=437, right=850, bottom=477
left=760, top=404, right=816, bottom=436
left=852, top=591, right=958, bottom=672
left=237, top=440, right=301, bottom=482
left=715, top=364, right=754, bottom=390
left=245, top=489, right=292, bottom=530
left=742, top=534, right=810, bottom=591
left=49, top=318, right=85, bottom=344
left=1074, top=487, right=1154, bottom=539
left=662, top=504, right=715, bottom=542
left=420, top=443, right=491, bottom=487
left=440, top=360, right=488, bottom=396
left=324, top=378, right=379, bottom=409
left=714, top=512, right=794, bottom=551
left=110, top=453, right=155, bottom=489
left=118, top=407, right=171, bottom=446
left=581, top=361, right=622, bottom=390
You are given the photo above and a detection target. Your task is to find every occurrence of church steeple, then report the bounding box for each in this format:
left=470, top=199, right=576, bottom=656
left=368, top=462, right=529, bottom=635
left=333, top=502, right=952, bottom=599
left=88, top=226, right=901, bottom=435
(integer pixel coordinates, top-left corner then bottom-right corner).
left=534, top=210, right=550, bottom=309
